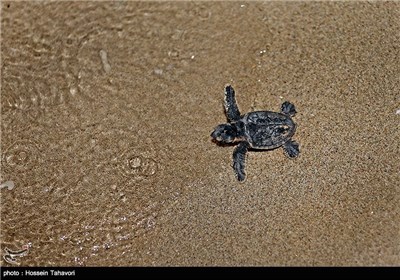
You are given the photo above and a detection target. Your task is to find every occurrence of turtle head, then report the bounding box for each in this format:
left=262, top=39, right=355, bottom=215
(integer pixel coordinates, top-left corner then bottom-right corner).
left=211, top=124, right=237, bottom=143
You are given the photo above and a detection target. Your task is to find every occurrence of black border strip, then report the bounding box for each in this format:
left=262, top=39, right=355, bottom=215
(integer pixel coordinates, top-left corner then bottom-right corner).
left=0, top=267, right=397, bottom=279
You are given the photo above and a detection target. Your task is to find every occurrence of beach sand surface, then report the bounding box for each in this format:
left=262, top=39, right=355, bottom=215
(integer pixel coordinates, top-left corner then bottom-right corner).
left=1, top=1, right=399, bottom=266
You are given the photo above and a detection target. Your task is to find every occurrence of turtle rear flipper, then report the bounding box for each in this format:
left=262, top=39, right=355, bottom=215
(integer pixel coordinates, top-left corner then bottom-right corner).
left=281, top=101, right=296, bottom=117
left=283, top=140, right=300, bottom=158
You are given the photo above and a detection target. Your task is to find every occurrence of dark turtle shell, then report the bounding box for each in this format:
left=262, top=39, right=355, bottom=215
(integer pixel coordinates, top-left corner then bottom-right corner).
left=242, top=111, right=296, bottom=149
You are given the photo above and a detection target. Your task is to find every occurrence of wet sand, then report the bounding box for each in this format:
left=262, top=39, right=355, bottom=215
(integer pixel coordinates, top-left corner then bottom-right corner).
left=1, top=1, right=399, bottom=266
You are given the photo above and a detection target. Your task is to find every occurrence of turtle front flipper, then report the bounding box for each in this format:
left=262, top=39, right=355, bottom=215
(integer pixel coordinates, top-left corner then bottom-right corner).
left=281, top=101, right=296, bottom=117
left=283, top=140, right=300, bottom=158
left=224, top=85, right=241, bottom=122
left=233, top=141, right=250, bottom=181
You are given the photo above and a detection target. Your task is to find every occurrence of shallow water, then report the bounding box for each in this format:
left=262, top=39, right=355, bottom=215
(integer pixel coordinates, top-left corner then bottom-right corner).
left=1, top=1, right=399, bottom=266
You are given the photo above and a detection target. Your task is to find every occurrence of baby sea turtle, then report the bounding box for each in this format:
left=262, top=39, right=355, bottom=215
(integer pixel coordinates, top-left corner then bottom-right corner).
left=211, top=85, right=300, bottom=181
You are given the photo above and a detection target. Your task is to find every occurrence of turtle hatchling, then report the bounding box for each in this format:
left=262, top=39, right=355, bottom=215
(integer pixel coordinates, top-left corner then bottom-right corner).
left=211, top=85, right=300, bottom=181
